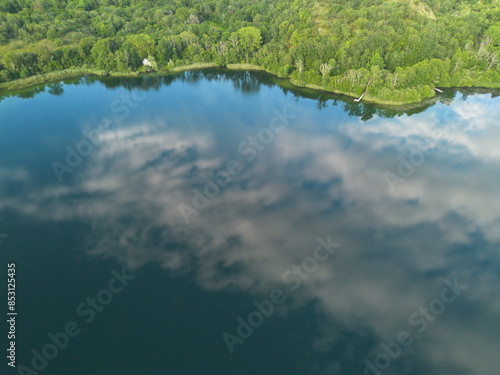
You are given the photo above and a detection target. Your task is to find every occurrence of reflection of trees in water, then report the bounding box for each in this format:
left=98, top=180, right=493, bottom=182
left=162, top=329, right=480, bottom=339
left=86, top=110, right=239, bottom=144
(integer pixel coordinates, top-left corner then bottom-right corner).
left=316, top=97, right=329, bottom=110
left=3, top=70, right=497, bottom=121
left=283, top=87, right=441, bottom=120
left=178, top=69, right=263, bottom=94
left=231, top=71, right=261, bottom=94
left=181, top=70, right=205, bottom=84
left=343, top=102, right=378, bottom=121
left=17, top=86, right=45, bottom=99
left=343, top=101, right=429, bottom=121
left=451, top=87, right=500, bottom=101
left=344, top=97, right=444, bottom=121
left=0, top=85, right=44, bottom=102
left=47, top=83, right=64, bottom=96
left=98, top=74, right=168, bottom=92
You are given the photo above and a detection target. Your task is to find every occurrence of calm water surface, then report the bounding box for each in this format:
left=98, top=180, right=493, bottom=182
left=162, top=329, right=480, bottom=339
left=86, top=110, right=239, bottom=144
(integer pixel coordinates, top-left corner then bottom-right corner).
left=0, top=71, right=499, bottom=375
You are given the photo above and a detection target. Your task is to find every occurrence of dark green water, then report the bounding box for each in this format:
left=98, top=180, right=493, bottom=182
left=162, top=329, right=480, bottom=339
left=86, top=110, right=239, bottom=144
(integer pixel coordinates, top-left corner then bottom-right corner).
left=0, top=70, right=499, bottom=375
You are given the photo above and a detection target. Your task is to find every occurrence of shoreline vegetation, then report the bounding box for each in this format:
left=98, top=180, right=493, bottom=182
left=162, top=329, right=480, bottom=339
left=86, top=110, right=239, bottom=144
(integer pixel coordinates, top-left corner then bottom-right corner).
left=1, top=62, right=498, bottom=106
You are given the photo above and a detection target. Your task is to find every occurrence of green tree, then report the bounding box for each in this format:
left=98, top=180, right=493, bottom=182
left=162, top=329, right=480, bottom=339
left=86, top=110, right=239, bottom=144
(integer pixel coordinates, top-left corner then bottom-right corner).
left=126, top=34, right=155, bottom=59
left=370, top=52, right=385, bottom=69
left=115, top=50, right=129, bottom=72
left=237, top=26, right=262, bottom=61
left=91, top=38, right=116, bottom=70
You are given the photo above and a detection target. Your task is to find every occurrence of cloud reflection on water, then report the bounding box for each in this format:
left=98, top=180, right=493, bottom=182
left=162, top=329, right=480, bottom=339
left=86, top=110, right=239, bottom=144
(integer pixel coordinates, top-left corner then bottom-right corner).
left=1, top=77, right=500, bottom=375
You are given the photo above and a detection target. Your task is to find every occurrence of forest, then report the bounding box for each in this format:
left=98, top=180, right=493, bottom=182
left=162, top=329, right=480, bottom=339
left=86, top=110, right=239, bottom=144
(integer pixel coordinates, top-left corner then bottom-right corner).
left=0, top=0, right=499, bottom=104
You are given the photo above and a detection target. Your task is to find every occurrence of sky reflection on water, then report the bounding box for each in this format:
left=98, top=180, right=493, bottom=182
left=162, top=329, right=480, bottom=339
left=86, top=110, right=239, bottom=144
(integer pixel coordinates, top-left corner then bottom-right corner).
left=0, top=71, right=499, bottom=375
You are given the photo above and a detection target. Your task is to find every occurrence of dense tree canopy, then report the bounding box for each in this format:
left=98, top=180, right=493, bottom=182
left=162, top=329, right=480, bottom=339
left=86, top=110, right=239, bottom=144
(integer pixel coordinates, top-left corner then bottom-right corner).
left=0, top=0, right=499, bottom=104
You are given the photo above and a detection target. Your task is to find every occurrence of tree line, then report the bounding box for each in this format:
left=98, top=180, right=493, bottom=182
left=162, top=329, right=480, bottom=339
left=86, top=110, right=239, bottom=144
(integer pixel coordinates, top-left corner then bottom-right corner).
left=1, top=0, right=499, bottom=103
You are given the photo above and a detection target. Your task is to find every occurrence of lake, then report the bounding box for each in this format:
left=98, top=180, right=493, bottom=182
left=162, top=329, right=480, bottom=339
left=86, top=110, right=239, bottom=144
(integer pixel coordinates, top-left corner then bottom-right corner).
left=0, top=70, right=499, bottom=375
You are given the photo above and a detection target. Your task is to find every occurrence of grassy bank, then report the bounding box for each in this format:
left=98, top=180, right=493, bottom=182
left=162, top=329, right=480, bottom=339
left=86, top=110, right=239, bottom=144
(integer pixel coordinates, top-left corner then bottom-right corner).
left=226, top=63, right=269, bottom=71
left=168, top=62, right=220, bottom=72
left=1, top=63, right=497, bottom=107
left=0, top=68, right=139, bottom=91
left=226, top=63, right=284, bottom=78
left=296, top=82, right=419, bottom=106
left=0, top=63, right=220, bottom=92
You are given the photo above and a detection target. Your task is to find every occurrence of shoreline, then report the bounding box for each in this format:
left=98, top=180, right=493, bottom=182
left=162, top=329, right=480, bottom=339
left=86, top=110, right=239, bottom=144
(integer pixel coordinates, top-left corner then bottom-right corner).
left=0, top=63, right=498, bottom=107
left=0, top=68, right=140, bottom=92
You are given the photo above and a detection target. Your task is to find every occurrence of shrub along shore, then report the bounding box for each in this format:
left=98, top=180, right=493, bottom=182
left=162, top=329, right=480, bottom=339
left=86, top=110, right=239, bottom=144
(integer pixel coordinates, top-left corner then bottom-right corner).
left=2, top=62, right=498, bottom=106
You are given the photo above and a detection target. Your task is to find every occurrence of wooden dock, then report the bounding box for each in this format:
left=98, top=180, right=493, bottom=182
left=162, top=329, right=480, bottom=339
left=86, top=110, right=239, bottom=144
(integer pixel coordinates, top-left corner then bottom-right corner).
left=434, top=87, right=443, bottom=93
left=354, top=92, right=365, bottom=102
